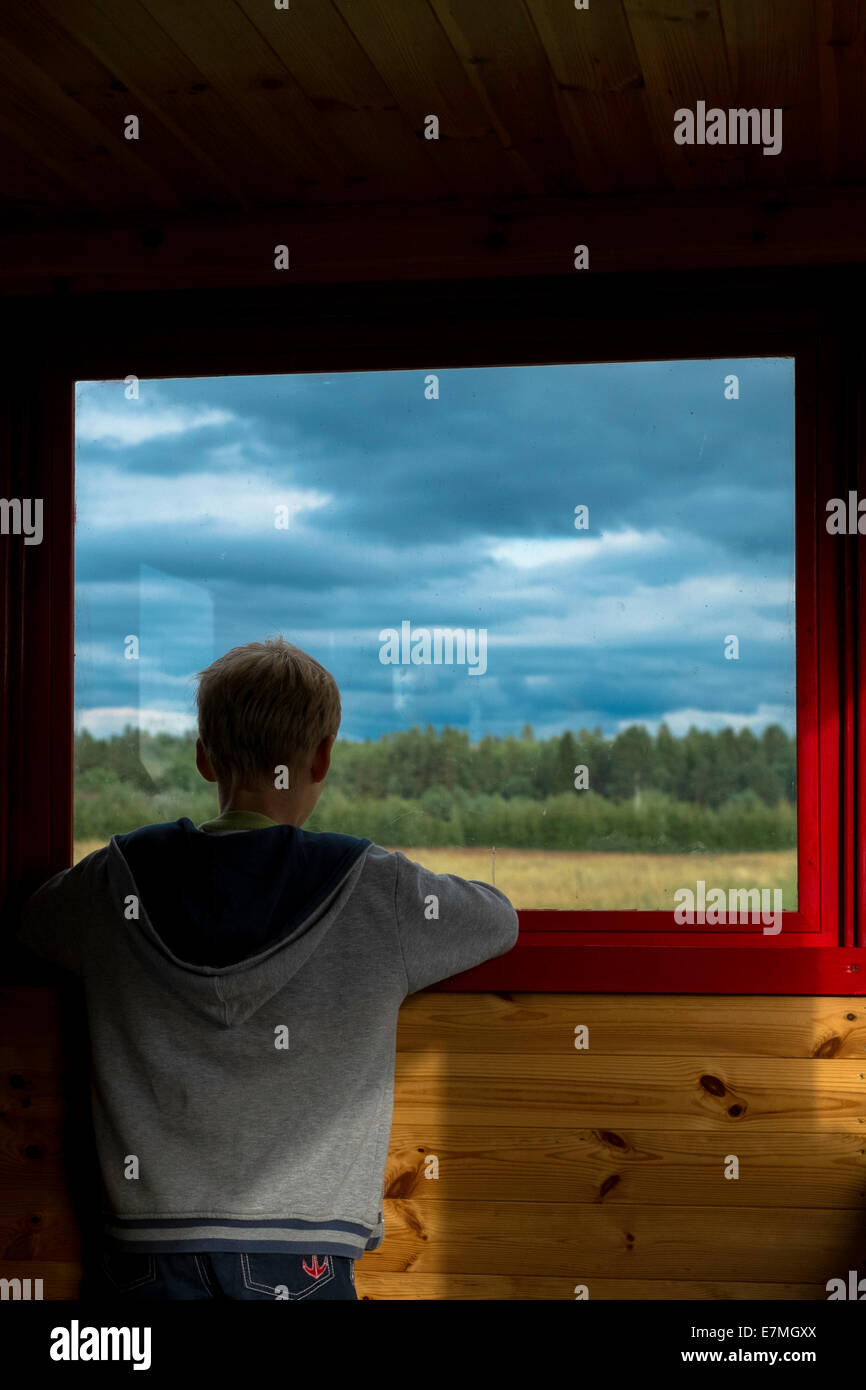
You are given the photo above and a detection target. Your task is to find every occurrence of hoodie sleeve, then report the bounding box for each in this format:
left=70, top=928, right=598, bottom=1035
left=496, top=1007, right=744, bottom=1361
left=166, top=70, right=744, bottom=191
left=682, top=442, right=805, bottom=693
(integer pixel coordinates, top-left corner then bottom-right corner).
left=392, top=850, right=519, bottom=995
left=16, top=862, right=91, bottom=977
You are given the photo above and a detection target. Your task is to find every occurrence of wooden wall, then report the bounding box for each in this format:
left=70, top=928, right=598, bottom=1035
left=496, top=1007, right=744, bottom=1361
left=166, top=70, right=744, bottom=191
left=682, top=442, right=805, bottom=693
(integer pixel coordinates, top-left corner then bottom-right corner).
left=3, top=985, right=865, bottom=1299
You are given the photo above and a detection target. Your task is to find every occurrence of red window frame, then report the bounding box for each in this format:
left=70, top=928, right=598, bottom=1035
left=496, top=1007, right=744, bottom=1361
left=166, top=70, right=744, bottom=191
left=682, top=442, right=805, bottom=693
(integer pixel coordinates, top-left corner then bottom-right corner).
left=446, top=338, right=863, bottom=993
left=2, top=272, right=863, bottom=993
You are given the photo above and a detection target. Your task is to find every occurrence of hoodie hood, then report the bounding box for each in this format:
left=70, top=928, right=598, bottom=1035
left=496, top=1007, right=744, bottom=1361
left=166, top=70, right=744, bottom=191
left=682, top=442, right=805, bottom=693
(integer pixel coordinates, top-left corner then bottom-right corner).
left=108, top=818, right=371, bottom=1028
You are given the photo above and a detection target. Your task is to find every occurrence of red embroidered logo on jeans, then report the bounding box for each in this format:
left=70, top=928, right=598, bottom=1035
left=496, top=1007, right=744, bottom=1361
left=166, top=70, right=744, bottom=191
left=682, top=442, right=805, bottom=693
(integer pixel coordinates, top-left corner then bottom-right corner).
left=303, top=1256, right=328, bottom=1279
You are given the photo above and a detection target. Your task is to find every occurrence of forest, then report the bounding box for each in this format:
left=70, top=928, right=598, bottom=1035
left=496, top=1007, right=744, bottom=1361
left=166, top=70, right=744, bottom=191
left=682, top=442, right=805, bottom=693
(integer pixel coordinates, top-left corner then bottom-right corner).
left=74, top=721, right=796, bottom=854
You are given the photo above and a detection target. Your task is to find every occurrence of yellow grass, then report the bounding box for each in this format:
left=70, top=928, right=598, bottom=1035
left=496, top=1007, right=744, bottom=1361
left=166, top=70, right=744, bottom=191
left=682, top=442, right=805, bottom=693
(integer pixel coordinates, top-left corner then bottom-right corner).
left=73, top=839, right=797, bottom=911
left=385, top=847, right=797, bottom=910
left=74, top=840, right=111, bottom=863
left=384, top=847, right=798, bottom=910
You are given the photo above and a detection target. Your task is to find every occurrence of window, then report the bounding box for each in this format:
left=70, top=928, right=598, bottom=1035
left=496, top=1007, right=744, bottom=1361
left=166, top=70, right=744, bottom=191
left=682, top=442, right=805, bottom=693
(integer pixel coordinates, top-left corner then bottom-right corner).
left=11, top=273, right=859, bottom=991
left=74, top=361, right=796, bottom=917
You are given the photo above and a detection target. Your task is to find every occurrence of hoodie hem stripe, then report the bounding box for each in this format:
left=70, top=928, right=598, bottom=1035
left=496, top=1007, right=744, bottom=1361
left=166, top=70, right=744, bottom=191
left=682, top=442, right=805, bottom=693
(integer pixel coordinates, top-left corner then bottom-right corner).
left=106, top=1214, right=373, bottom=1235
left=103, top=1216, right=383, bottom=1258
left=105, top=1235, right=378, bottom=1257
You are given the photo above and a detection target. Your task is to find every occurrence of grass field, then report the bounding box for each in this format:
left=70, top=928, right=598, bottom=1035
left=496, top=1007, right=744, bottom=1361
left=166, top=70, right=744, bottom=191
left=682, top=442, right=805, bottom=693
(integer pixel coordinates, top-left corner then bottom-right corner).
left=73, top=840, right=797, bottom=911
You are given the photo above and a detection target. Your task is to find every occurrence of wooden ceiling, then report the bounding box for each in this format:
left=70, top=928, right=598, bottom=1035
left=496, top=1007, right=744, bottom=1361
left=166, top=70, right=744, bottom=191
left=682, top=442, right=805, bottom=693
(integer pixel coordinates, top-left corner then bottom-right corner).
left=0, top=0, right=864, bottom=289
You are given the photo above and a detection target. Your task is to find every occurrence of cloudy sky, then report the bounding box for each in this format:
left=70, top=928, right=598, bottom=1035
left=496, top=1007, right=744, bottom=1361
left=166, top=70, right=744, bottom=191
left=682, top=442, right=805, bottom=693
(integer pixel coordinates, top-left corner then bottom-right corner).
left=74, top=358, right=795, bottom=745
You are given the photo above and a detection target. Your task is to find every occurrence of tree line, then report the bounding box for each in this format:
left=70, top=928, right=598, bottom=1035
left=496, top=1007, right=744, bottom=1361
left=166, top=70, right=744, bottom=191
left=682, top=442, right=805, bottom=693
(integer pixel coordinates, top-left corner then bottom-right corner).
left=73, top=722, right=796, bottom=852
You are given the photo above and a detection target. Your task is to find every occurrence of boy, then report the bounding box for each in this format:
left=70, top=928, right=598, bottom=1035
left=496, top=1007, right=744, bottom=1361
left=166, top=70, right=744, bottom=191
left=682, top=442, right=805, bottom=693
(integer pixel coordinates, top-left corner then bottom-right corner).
left=17, top=637, right=519, bottom=1300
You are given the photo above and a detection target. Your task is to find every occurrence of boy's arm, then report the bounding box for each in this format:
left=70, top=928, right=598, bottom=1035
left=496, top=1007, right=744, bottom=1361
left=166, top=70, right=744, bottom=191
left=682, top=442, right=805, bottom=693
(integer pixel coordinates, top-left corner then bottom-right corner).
left=391, top=850, right=519, bottom=995
left=16, top=864, right=86, bottom=977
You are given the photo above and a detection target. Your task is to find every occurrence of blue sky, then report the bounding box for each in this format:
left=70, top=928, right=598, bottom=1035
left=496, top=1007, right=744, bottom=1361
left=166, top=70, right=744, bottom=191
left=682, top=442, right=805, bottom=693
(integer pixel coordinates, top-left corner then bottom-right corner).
left=74, top=358, right=795, bottom=744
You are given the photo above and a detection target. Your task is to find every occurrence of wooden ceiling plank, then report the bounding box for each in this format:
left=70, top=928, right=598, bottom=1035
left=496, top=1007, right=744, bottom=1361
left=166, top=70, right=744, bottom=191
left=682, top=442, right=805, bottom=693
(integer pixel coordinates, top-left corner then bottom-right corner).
left=718, top=0, right=821, bottom=190
left=0, top=115, right=109, bottom=215
left=239, top=0, right=481, bottom=201
left=816, top=0, right=866, bottom=184
left=427, top=0, right=585, bottom=197
left=139, top=0, right=443, bottom=204
left=0, top=2, right=238, bottom=213
left=327, top=0, right=527, bottom=199
left=0, top=31, right=181, bottom=212
left=524, top=0, right=667, bottom=194
left=622, top=0, right=743, bottom=190
left=0, top=142, right=84, bottom=221
left=137, top=0, right=359, bottom=194
left=35, top=0, right=296, bottom=206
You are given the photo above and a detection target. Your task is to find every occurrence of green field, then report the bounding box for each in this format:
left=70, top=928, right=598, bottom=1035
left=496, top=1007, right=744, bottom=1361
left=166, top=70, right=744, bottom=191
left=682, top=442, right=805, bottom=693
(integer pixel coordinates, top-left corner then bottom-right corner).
left=73, top=840, right=796, bottom=912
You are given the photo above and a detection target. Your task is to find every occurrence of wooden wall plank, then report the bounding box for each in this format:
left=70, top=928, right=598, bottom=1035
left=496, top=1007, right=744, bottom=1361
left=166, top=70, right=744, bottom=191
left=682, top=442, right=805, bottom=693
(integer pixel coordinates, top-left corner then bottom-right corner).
left=395, top=992, right=866, bottom=1056
left=391, top=1054, right=866, bottom=1130
left=2, top=185, right=865, bottom=294
left=0, top=1203, right=81, bottom=1261
left=354, top=1271, right=832, bottom=1299
left=384, top=1126, right=866, bottom=1207
left=369, top=1197, right=866, bottom=1279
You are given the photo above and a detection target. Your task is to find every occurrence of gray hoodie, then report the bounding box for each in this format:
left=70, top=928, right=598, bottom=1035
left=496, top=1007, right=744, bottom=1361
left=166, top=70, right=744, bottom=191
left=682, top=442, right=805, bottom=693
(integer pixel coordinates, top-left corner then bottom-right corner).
left=17, top=813, right=519, bottom=1258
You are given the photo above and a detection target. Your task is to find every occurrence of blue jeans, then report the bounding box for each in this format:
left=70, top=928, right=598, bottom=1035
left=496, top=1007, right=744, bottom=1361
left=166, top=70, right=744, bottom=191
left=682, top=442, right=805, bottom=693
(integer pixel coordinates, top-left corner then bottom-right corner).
left=89, top=1247, right=358, bottom=1301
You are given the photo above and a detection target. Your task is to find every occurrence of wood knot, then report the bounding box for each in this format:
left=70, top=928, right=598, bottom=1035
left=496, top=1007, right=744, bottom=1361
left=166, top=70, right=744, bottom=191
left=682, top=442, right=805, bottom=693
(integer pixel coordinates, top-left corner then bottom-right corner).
left=813, top=1035, right=842, bottom=1058
left=385, top=1164, right=422, bottom=1199
left=594, top=1129, right=628, bottom=1149
left=596, top=1173, right=621, bottom=1202
left=699, top=1074, right=727, bottom=1097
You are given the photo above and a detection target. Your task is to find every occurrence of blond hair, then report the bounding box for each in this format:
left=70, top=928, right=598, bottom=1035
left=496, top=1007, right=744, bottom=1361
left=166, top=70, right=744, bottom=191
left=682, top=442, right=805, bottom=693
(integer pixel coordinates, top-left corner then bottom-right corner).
left=195, top=636, right=341, bottom=789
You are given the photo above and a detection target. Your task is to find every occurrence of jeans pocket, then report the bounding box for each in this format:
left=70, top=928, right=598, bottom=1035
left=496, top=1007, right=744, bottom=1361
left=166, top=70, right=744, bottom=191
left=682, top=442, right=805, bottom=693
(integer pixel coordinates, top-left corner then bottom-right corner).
left=102, top=1250, right=158, bottom=1293
left=240, top=1252, right=337, bottom=1300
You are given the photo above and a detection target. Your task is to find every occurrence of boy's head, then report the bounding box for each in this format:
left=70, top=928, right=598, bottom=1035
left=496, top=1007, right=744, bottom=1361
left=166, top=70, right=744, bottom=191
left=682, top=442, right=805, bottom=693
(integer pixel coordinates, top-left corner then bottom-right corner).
left=194, top=636, right=341, bottom=826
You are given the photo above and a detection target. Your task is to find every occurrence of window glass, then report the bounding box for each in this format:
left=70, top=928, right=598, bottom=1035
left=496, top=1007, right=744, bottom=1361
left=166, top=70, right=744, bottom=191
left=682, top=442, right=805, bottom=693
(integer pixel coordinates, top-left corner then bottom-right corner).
left=74, top=359, right=796, bottom=911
